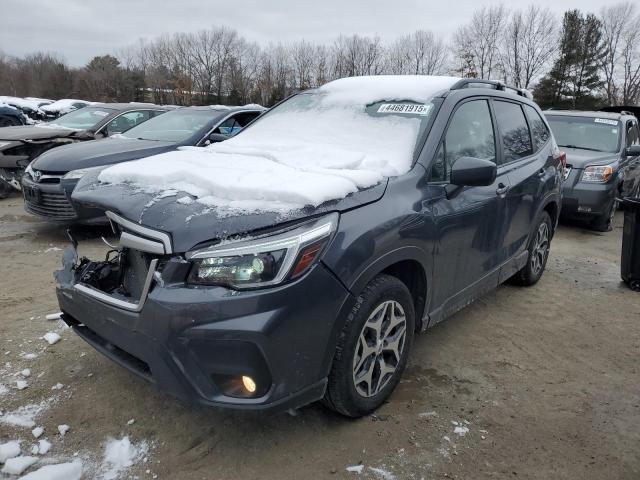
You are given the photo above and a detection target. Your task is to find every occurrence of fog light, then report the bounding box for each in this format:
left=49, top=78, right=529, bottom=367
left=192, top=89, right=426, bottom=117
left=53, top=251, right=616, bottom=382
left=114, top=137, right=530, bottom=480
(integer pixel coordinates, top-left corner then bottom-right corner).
left=242, top=375, right=256, bottom=393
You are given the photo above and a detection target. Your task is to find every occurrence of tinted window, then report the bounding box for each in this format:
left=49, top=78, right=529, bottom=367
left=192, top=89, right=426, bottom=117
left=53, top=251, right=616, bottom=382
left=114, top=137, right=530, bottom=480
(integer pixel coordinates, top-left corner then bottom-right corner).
left=430, top=100, right=496, bottom=181
left=49, top=107, right=116, bottom=130
left=123, top=109, right=215, bottom=142
left=626, top=121, right=639, bottom=147
left=523, top=104, right=550, bottom=151
left=493, top=101, right=533, bottom=164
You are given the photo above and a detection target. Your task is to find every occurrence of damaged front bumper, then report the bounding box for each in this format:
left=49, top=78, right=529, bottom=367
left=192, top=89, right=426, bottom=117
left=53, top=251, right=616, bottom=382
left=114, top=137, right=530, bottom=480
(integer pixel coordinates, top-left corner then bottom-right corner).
left=54, top=216, right=351, bottom=412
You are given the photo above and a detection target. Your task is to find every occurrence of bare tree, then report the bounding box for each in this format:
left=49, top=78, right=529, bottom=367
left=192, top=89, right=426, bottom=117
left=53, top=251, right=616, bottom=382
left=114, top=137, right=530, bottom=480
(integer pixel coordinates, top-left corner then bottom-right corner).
left=600, top=2, right=640, bottom=105
left=500, top=6, right=557, bottom=88
left=386, top=30, right=448, bottom=75
left=453, top=5, right=508, bottom=79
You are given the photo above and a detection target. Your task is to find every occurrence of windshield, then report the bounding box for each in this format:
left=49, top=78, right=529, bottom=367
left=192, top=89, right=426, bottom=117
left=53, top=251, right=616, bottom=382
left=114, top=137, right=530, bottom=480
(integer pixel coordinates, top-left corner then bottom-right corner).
left=122, top=109, right=214, bottom=142
left=236, top=92, right=437, bottom=166
left=48, top=107, right=116, bottom=130
left=546, top=115, right=620, bottom=153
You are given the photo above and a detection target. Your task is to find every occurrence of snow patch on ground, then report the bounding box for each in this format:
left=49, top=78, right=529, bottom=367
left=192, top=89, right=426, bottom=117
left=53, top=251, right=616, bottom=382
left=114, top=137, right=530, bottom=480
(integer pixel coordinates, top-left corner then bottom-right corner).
left=368, top=466, right=397, bottom=480
left=0, top=400, right=52, bottom=428
left=100, top=436, right=148, bottom=480
left=0, top=440, right=21, bottom=463
left=346, top=464, right=364, bottom=474
left=18, top=460, right=82, bottom=480
left=1, top=455, right=38, bottom=475
left=43, top=332, right=61, bottom=345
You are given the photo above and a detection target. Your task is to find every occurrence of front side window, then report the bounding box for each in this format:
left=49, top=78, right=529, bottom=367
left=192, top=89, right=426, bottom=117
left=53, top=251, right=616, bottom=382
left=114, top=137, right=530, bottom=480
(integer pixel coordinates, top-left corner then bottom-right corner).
left=430, top=100, right=496, bottom=181
left=523, top=104, right=550, bottom=152
left=106, top=111, right=154, bottom=135
left=493, top=101, right=533, bottom=164
left=546, top=115, right=621, bottom=153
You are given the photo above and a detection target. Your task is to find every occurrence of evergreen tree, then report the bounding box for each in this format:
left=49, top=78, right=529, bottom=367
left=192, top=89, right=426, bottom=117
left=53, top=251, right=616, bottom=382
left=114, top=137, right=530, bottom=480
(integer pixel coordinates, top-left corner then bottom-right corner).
left=534, top=10, right=605, bottom=109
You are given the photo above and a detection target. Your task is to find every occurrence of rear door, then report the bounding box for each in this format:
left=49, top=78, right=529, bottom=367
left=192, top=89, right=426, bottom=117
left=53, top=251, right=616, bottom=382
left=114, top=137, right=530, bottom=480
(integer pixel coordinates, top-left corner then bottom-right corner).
left=492, top=101, right=549, bottom=273
left=428, top=98, right=511, bottom=318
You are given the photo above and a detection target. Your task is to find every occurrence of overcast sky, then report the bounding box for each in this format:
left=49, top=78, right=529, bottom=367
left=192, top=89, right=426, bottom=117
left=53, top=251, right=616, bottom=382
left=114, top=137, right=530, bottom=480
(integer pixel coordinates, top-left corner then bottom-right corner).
left=1, top=0, right=608, bottom=67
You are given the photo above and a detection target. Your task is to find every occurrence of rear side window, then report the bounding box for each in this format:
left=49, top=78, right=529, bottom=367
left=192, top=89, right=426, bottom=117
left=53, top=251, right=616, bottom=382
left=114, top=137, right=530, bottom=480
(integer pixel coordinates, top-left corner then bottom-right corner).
left=494, top=101, right=533, bottom=164
left=523, top=104, right=550, bottom=151
left=430, top=100, right=496, bottom=181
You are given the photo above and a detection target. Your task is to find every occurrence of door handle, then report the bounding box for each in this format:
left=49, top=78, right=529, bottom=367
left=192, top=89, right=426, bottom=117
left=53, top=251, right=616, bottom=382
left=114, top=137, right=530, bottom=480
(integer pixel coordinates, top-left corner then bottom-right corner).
left=496, top=183, right=509, bottom=196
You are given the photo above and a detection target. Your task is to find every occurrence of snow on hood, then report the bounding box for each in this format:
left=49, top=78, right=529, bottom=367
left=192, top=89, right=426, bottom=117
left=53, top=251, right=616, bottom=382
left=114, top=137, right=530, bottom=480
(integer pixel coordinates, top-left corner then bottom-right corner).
left=98, top=75, right=460, bottom=214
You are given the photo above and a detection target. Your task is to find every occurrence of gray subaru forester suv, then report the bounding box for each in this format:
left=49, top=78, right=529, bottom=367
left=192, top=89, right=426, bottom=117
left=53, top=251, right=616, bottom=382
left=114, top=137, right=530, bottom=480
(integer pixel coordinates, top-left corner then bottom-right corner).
left=55, top=76, right=563, bottom=417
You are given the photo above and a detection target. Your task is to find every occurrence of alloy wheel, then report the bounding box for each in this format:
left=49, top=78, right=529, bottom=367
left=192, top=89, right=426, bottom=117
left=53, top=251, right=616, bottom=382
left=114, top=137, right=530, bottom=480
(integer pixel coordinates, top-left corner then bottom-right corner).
left=530, top=222, right=550, bottom=276
left=352, top=300, right=407, bottom=398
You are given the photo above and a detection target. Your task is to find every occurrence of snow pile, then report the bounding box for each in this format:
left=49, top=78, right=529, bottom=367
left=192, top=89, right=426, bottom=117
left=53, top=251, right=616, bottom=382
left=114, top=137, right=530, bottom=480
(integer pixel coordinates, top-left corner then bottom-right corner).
left=32, top=427, right=44, bottom=438
left=0, top=440, right=21, bottom=463
left=99, top=75, right=460, bottom=214
left=101, top=436, right=148, bottom=480
left=346, top=464, right=364, bottom=474
left=2, top=455, right=38, bottom=475
left=41, top=99, right=92, bottom=115
left=36, top=439, right=51, bottom=455
left=57, top=424, right=70, bottom=437
left=18, top=460, right=82, bottom=480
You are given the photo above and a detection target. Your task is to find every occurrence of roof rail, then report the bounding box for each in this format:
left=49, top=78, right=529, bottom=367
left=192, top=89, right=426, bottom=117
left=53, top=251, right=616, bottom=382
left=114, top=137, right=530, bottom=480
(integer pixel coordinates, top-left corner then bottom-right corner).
left=450, top=79, right=533, bottom=100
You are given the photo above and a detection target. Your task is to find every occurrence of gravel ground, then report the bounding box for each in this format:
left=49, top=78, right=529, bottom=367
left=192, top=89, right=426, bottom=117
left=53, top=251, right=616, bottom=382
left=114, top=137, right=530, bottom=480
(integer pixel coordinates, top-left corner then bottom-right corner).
left=0, top=195, right=638, bottom=480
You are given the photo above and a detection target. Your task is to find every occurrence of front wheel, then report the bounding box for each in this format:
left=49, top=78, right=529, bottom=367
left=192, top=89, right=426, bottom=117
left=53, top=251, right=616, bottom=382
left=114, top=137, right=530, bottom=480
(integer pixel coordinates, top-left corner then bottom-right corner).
left=323, top=275, right=415, bottom=417
left=509, top=211, right=552, bottom=286
left=592, top=198, right=617, bottom=232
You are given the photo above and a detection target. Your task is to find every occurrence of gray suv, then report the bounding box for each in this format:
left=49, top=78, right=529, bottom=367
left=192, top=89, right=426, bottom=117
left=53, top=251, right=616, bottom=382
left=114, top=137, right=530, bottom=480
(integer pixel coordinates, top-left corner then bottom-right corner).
left=55, top=77, right=563, bottom=417
left=545, top=110, right=640, bottom=231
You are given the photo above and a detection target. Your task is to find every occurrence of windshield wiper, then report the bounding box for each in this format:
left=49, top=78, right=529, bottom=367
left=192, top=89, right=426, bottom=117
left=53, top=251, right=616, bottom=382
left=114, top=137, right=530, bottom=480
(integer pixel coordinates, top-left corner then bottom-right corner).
left=558, top=144, right=604, bottom=152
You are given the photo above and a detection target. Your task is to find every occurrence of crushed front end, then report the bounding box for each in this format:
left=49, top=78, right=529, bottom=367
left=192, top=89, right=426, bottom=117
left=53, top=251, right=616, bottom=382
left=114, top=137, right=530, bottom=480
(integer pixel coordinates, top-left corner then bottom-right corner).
left=55, top=211, right=351, bottom=412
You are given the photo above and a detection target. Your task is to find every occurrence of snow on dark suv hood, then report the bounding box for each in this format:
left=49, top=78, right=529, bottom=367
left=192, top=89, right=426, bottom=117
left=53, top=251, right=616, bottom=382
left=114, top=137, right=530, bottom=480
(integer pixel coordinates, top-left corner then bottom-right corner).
left=562, top=147, right=619, bottom=169
left=71, top=172, right=387, bottom=253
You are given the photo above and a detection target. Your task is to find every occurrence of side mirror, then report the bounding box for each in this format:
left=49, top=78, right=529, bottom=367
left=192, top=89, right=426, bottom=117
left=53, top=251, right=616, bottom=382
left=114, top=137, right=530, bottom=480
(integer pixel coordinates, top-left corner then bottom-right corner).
left=625, top=145, right=640, bottom=157
left=207, top=133, right=230, bottom=144
left=450, top=156, right=497, bottom=187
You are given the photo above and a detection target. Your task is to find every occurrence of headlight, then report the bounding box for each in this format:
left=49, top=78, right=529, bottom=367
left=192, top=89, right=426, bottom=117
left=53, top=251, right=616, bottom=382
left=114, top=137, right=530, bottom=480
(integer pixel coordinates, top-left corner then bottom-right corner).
left=62, top=166, right=104, bottom=180
left=186, top=213, right=339, bottom=289
left=25, top=163, right=34, bottom=178
left=581, top=164, right=614, bottom=183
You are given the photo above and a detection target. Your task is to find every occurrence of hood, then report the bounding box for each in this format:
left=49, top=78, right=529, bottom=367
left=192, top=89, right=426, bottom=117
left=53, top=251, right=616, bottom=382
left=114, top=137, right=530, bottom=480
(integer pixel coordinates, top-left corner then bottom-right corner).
left=0, top=125, right=84, bottom=142
left=71, top=173, right=387, bottom=253
left=32, top=138, right=175, bottom=172
left=562, top=147, right=619, bottom=169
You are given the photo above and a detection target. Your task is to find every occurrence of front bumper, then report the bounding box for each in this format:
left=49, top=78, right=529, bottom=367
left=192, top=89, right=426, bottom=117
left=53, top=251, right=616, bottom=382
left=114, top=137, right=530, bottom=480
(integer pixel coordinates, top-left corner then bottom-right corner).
left=561, top=168, right=617, bottom=219
left=22, top=175, right=106, bottom=223
left=56, top=253, right=352, bottom=412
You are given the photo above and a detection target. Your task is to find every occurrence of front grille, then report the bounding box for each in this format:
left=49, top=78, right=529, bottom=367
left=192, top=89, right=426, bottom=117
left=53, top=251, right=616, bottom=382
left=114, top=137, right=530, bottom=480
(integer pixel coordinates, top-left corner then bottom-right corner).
left=25, top=191, right=76, bottom=220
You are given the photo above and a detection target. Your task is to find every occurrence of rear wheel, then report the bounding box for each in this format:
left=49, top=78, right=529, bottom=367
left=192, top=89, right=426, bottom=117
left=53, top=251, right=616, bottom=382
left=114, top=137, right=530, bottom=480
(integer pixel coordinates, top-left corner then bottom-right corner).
left=510, top=211, right=552, bottom=286
left=323, top=275, right=415, bottom=417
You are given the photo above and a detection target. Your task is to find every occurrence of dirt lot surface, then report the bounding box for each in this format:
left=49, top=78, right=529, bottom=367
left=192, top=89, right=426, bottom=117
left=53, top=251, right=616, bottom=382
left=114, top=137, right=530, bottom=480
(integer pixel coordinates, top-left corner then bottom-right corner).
left=0, top=195, right=639, bottom=480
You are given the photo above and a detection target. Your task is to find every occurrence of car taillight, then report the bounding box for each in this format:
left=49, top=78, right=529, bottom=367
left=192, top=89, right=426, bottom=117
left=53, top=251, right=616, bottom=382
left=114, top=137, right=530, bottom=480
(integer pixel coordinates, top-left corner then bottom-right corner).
left=559, top=151, right=567, bottom=168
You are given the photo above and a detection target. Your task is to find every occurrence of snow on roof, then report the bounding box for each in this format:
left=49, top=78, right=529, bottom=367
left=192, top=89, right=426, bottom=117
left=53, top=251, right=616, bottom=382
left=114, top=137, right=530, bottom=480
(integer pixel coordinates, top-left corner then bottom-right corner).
left=0, top=96, right=42, bottom=112
left=98, top=76, right=458, bottom=215
left=41, top=99, right=94, bottom=113
left=318, top=75, right=461, bottom=105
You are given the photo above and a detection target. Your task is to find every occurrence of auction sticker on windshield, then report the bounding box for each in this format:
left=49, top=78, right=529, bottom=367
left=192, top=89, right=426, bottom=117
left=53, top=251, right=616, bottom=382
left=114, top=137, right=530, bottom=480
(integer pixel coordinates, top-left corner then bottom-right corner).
left=377, top=103, right=432, bottom=115
left=594, top=118, right=618, bottom=126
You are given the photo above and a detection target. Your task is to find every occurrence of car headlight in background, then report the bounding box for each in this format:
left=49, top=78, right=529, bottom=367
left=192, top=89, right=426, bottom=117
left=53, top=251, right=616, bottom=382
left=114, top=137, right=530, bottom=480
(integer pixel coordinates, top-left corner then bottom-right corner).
left=24, top=163, right=34, bottom=178
left=62, top=166, right=105, bottom=180
left=581, top=164, right=614, bottom=183
left=186, top=212, right=339, bottom=289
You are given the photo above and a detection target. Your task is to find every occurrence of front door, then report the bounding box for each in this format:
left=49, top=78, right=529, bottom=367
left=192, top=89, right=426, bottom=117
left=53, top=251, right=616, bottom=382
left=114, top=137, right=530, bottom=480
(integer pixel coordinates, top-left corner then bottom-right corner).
left=426, top=99, right=510, bottom=320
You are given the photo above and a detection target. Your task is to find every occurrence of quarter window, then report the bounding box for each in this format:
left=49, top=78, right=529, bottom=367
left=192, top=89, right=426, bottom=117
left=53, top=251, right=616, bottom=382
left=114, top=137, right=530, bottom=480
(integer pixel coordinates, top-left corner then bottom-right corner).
left=494, top=101, right=533, bottom=164
left=523, top=104, right=550, bottom=152
left=626, top=121, right=639, bottom=147
left=430, top=100, right=496, bottom=181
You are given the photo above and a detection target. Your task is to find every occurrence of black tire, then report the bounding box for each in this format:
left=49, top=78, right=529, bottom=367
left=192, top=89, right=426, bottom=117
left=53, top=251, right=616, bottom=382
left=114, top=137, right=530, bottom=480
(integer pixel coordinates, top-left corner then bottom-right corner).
left=591, top=198, right=617, bottom=232
left=509, top=211, right=553, bottom=287
left=323, top=274, right=415, bottom=417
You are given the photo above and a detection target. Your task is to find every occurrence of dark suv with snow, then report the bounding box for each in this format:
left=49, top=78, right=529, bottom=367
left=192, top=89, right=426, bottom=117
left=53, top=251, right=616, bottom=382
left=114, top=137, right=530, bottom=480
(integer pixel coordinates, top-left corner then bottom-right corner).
left=55, top=77, right=562, bottom=417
